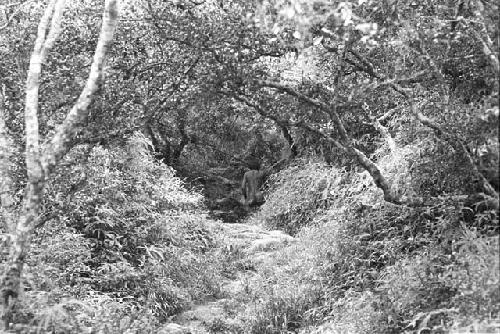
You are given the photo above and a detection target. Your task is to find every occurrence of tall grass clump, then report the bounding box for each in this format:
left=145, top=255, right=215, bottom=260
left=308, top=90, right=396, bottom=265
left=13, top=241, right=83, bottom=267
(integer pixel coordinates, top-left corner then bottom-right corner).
left=5, top=132, right=225, bottom=332
left=256, top=158, right=348, bottom=235
left=242, top=140, right=499, bottom=333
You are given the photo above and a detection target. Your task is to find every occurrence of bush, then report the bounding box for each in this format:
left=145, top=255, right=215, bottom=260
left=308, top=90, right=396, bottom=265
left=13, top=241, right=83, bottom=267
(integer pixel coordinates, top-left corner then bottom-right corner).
left=243, top=198, right=499, bottom=333
left=300, top=290, right=385, bottom=334
left=8, top=132, right=225, bottom=331
left=12, top=294, right=160, bottom=334
left=240, top=143, right=499, bottom=333
left=256, top=159, right=347, bottom=235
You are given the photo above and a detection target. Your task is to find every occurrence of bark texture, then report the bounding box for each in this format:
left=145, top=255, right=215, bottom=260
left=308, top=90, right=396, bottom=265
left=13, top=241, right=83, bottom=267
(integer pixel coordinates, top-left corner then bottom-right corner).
left=349, top=48, right=499, bottom=200
left=0, top=0, right=119, bottom=329
left=253, top=79, right=400, bottom=204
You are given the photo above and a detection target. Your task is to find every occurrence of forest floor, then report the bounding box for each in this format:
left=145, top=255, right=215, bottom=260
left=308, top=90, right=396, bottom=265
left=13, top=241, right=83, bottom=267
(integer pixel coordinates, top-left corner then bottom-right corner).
left=161, top=219, right=295, bottom=334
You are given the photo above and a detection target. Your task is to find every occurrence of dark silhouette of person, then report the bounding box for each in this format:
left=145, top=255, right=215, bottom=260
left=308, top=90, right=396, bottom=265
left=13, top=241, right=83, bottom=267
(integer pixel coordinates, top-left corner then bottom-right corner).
left=241, top=158, right=266, bottom=208
left=241, top=169, right=266, bottom=207
left=240, top=152, right=293, bottom=209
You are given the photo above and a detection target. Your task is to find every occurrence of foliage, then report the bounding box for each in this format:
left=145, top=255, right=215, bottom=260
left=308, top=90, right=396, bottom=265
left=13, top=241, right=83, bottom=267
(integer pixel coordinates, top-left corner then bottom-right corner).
left=3, top=133, right=225, bottom=331
left=256, top=158, right=344, bottom=235
left=244, top=201, right=499, bottom=332
left=245, top=281, right=319, bottom=334
left=239, top=141, right=499, bottom=333
left=12, top=293, right=160, bottom=334
left=0, top=0, right=498, bottom=332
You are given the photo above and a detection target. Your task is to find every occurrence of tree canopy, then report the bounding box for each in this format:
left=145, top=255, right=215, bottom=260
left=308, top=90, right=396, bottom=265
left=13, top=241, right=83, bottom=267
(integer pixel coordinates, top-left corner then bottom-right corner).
left=0, top=0, right=498, bottom=332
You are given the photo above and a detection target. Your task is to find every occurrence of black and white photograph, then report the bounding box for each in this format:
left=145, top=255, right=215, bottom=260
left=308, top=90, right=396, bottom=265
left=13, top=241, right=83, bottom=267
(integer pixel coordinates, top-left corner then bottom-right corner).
left=0, top=0, right=498, bottom=333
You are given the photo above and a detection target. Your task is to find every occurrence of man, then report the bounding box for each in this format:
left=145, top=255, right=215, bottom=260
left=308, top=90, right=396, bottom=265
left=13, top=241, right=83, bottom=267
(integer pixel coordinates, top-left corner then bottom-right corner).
left=240, top=152, right=293, bottom=208
left=241, top=168, right=266, bottom=207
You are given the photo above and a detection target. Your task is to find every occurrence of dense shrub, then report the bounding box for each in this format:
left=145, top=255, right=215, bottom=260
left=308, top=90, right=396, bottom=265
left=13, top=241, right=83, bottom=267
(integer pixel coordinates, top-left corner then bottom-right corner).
left=9, top=133, right=225, bottom=332
left=256, top=159, right=346, bottom=235
left=241, top=141, right=499, bottom=333
left=12, top=293, right=160, bottom=334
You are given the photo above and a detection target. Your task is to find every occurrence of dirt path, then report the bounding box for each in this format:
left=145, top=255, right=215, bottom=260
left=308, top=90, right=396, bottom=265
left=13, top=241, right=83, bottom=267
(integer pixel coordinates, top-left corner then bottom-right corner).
left=159, top=222, right=294, bottom=334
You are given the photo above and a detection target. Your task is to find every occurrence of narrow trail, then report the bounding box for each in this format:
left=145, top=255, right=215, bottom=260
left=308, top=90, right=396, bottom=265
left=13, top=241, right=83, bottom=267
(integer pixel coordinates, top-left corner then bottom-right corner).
left=160, top=221, right=294, bottom=334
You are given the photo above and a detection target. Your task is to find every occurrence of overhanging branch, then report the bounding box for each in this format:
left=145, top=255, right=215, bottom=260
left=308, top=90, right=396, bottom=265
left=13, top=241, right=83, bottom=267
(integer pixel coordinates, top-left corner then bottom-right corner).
left=348, top=48, right=498, bottom=199
left=226, top=90, right=401, bottom=204
left=41, top=0, right=119, bottom=176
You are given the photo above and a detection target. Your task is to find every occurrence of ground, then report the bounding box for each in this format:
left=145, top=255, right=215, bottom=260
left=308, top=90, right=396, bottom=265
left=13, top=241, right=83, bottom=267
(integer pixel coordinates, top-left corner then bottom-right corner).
left=159, top=220, right=294, bottom=334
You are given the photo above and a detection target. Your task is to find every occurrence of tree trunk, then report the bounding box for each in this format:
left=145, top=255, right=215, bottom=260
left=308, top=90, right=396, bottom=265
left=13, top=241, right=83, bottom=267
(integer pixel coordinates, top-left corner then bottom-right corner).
left=279, top=123, right=298, bottom=157
left=0, top=0, right=118, bottom=329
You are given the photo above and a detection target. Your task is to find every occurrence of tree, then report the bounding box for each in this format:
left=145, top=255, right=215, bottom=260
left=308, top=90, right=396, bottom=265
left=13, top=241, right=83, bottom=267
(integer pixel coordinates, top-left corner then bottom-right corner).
left=0, top=0, right=118, bottom=328
left=226, top=0, right=499, bottom=205
left=137, top=0, right=496, bottom=207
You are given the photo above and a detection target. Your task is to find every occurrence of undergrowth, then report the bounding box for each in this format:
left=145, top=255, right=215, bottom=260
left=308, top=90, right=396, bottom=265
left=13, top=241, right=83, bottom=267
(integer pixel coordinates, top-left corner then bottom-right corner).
left=3, top=133, right=226, bottom=333
left=240, top=142, right=499, bottom=334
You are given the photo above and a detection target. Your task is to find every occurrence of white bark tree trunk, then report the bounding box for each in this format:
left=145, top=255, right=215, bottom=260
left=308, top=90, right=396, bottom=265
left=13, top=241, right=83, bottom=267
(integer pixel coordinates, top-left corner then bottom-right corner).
left=0, top=0, right=119, bottom=329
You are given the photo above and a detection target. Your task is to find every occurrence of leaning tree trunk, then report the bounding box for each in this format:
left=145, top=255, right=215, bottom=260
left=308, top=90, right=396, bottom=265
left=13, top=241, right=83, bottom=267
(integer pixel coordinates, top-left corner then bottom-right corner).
left=0, top=0, right=118, bottom=329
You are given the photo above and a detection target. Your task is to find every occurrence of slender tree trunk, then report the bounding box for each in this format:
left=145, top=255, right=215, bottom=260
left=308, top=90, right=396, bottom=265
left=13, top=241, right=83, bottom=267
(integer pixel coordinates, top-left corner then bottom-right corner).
left=172, top=115, right=189, bottom=166
left=145, top=123, right=173, bottom=165
left=0, top=0, right=118, bottom=329
left=255, top=79, right=401, bottom=204
left=1, top=1, right=59, bottom=326
left=278, top=124, right=298, bottom=157
left=348, top=48, right=499, bottom=200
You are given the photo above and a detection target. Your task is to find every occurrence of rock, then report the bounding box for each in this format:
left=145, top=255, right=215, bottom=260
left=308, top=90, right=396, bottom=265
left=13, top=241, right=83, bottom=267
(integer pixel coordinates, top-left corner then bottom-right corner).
left=159, top=323, right=190, bottom=334
left=246, top=230, right=294, bottom=254
left=169, top=223, right=294, bottom=334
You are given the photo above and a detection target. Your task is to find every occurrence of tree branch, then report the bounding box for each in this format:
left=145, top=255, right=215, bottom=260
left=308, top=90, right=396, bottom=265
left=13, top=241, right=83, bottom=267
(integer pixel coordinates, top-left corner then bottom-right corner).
left=256, top=79, right=352, bottom=143
left=228, top=90, right=401, bottom=204
left=348, top=48, right=498, bottom=199
left=1, top=0, right=119, bottom=329
left=24, top=0, right=59, bottom=187
left=40, top=0, right=66, bottom=61
left=467, top=9, right=499, bottom=75
left=41, top=0, right=119, bottom=176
